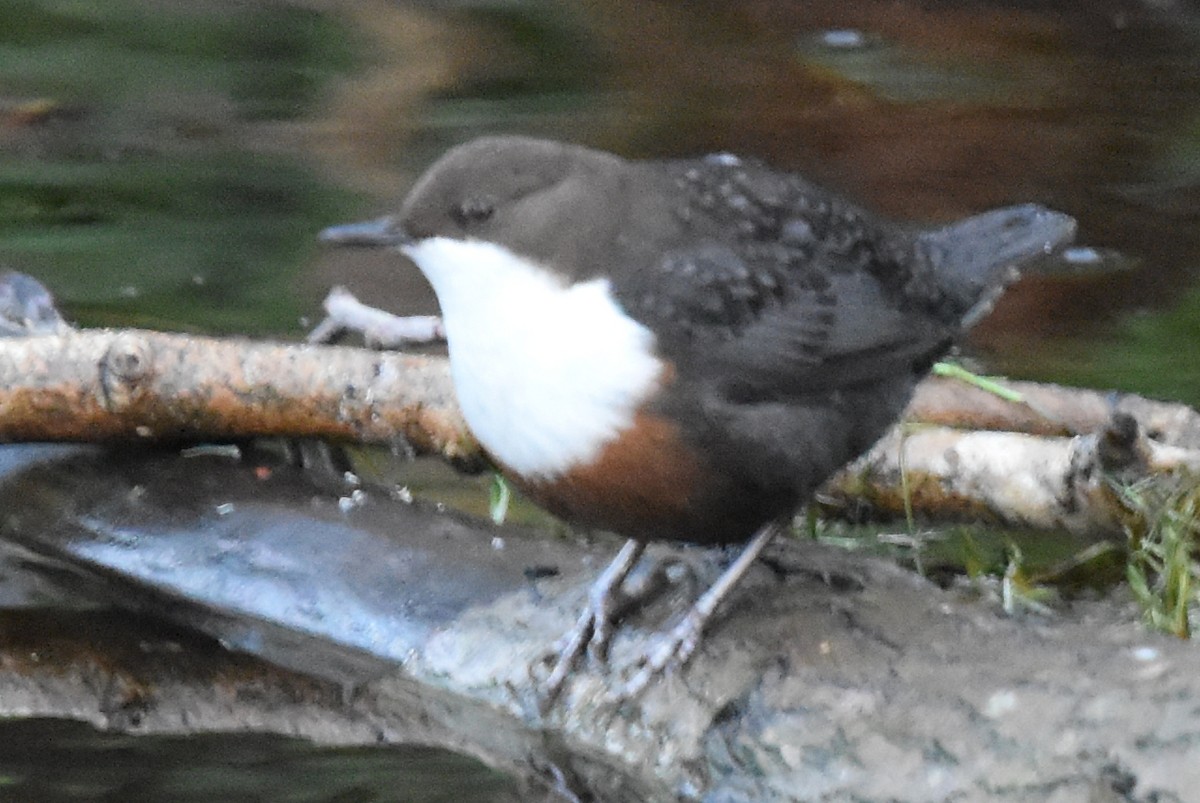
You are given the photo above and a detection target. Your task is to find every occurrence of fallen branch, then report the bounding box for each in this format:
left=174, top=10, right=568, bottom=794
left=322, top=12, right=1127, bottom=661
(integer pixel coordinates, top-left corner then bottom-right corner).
left=909, top=374, right=1200, bottom=448
left=0, top=328, right=476, bottom=467
left=821, top=415, right=1200, bottom=537
left=1, top=275, right=1199, bottom=534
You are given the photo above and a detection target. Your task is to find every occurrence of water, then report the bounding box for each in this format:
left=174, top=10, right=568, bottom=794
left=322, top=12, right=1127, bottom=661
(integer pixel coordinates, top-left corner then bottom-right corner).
left=0, top=718, right=520, bottom=802
left=2, top=0, right=1200, bottom=798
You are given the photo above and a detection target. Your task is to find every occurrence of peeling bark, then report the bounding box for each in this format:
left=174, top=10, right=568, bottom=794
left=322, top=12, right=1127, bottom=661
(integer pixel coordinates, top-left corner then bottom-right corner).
left=909, top=374, right=1200, bottom=448
left=0, top=329, right=477, bottom=468
left=822, top=413, right=1200, bottom=537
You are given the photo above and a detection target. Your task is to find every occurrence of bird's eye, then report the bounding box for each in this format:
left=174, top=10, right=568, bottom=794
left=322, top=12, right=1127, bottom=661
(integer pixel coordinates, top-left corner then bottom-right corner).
left=451, top=196, right=495, bottom=226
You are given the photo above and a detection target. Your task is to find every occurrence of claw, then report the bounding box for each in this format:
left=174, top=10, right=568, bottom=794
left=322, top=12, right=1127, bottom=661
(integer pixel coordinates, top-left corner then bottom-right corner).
left=612, top=521, right=783, bottom=701
left=541, top=539, right=645, bottom=708
left=541, top=519, right=784, bottom=709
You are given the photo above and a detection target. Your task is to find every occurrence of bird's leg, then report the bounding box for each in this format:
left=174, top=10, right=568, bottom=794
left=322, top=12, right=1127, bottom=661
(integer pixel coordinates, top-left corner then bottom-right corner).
left=542, top=538, right=646, bottom=706
left=616, top=519, right=783, bottom=700
left=586, top=540, right=651, bottom=664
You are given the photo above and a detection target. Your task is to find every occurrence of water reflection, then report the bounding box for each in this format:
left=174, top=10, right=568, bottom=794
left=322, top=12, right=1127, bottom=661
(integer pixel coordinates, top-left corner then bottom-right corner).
left=0, top=718, right=521, bottom=802
left=0, top=2, right=361, bottom=334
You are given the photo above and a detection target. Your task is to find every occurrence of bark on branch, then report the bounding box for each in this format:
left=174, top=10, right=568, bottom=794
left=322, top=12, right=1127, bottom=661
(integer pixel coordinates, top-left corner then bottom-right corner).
left=1, top=324, right=1199, bottom=534
left=0, top=328, right=476, bottom=466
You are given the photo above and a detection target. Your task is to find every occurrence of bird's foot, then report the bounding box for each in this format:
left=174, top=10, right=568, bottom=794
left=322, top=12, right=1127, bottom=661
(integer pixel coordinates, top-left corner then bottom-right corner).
left=540, top=520, right=784, bottom=710
left=541, top=589, right=615, bottom=702
left=611, top=520, right=785, bottom=703
left=540, top=539, right=646, bottom=710
left=612, top=604, right=708, bottom=700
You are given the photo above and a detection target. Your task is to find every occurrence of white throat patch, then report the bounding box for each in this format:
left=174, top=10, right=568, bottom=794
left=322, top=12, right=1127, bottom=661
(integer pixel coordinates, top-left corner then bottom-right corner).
left=402, top=236, right=664, bottom=479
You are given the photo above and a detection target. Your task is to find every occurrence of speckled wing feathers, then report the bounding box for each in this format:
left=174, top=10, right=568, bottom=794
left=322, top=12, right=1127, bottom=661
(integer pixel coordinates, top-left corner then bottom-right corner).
left=614, top=156, right=956, bottom=399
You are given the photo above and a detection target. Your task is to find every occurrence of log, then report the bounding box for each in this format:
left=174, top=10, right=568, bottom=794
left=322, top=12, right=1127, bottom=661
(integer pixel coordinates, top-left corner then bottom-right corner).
left=822, top=414, right=1200, bottom=537
left=2, top=324, right=1199, bottom=534
left=0, top=328, right=476, bottom=467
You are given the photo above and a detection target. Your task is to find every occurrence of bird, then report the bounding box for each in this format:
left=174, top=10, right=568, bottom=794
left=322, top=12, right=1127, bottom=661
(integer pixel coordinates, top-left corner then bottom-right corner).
left=320, top=135, right=1076, bottom=702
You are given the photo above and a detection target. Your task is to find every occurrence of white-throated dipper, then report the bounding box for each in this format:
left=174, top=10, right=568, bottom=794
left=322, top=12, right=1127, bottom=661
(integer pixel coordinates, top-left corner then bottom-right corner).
left=320, top=135, right=1076, bottom=702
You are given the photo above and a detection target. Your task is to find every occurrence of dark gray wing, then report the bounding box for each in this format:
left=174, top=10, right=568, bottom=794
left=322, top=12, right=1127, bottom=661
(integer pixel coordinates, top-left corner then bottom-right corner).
left=608, top=157, right=1073, bottom=403
left=614, top=239, right=951, bottom=401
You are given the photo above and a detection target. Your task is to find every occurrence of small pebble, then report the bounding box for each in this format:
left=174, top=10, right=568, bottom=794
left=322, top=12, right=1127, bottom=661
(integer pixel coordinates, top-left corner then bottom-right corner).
left=1063, top=246, right=1103, bottom=264
left=180, top=444, right=242, bottom=459
left=1131, top=645, right=1160, bottom=662
left=704, top=152, right=741, bottom=167
left=983, top=689, right=1018, bottom=718
left=821, top=28, right=867, bottom=49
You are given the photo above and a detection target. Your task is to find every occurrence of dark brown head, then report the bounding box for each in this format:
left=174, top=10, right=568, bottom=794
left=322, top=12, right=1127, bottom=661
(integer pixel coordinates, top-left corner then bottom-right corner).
left=322, top=136, right=644, bottom=278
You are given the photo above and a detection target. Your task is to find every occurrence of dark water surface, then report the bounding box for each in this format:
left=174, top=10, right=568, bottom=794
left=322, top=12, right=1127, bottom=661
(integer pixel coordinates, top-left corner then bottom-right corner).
left=2, top=0, right=1200, bottom=799
left=0, top=718, right=520, bottom=802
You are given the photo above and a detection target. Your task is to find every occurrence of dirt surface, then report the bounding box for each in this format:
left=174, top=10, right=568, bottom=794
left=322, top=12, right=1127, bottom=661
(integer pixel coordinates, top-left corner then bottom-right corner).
left=0, top=444, right=1195, bottom=801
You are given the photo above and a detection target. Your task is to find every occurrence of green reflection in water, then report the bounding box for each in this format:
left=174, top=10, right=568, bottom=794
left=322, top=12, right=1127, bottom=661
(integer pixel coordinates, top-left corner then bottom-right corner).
left=0, top=0, right=364, bottom=334
left=1010, top=288, right=1200, bottom=408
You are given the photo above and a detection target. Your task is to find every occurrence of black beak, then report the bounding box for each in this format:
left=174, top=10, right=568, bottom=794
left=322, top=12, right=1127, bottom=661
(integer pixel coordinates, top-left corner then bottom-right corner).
left=318, top=217, right=410, bottom=248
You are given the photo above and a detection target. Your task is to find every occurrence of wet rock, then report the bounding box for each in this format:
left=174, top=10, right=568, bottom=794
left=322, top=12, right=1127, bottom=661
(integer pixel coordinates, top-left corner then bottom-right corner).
left=0, top=445, right=1197, bottom=801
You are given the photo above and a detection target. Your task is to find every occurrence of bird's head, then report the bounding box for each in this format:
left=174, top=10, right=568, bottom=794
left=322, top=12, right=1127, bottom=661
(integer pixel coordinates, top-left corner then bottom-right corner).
left=321, top=136, right=631, bottom=273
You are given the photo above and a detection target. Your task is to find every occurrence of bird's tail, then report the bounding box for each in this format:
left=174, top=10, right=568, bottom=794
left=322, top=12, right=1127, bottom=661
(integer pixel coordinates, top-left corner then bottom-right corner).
left=917, top=203, right=1076, bottom=328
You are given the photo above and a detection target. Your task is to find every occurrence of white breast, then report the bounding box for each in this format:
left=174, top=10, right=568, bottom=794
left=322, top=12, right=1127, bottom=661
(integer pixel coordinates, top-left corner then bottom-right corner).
left=402, top=237, right=664, bottom=480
